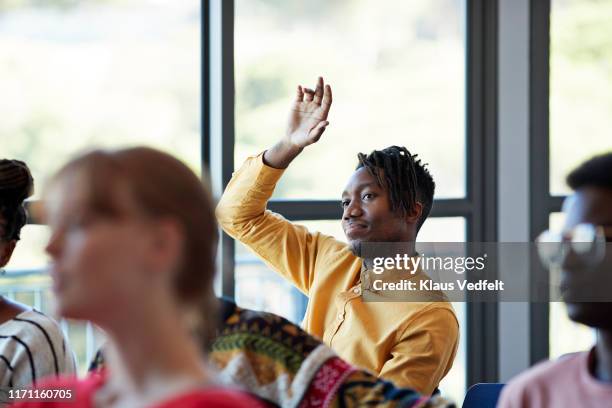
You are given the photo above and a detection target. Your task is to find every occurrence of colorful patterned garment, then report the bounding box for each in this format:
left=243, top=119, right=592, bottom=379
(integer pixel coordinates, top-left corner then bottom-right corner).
left=89, top=299, right=455, bottom=408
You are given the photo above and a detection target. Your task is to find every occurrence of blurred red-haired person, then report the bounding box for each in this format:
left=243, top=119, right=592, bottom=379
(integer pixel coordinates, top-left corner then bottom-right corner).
left=13, top=148, right=263, bottom=408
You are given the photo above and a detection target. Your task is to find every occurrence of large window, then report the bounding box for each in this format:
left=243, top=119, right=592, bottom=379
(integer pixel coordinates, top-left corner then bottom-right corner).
left=1, top=0, right=201, bottom=199
left=550, top=0, right=612, bottom=196
left=234, top=0, right=466, bottom=199
left=2, top=0, right=494, bottom=401
left=233, top=0, right=468, bottom=402
left=1, top=0, right=200, bottom=372
left=545, top=0, right=612, bottom=357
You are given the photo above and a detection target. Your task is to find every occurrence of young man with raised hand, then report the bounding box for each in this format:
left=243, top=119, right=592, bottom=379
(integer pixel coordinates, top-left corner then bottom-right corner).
left=498, top=152, right=612, bottom=407
left=216, top=77, right=459, bottom=394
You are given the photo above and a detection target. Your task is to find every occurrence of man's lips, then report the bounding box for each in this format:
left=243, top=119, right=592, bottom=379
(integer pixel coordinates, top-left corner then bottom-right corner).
left=344, top=223, right=368, bottom=238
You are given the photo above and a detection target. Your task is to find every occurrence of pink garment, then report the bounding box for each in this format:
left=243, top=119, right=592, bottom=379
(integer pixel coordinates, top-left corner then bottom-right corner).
left=498, top=349, right=612, bottom=408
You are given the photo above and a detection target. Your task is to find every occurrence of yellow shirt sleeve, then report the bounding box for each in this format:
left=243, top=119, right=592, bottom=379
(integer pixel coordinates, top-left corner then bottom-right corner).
left=378, top=305, right=459, bottom=395
left=216, top=153, right=341, bottom=294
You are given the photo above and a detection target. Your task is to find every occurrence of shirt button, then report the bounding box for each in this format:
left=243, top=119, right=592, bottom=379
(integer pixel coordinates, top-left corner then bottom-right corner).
left=337, top=313, right=344, bottom=320
left=353, top=287, right=361, bottom=295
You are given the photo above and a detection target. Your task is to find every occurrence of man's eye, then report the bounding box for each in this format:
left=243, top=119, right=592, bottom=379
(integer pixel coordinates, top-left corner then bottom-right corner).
left=341, top=200, right=350, bottom=208
left=363, top=193, right=374, bottom=200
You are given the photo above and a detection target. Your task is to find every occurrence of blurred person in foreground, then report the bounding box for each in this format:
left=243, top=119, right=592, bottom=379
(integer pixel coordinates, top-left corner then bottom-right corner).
left=0, top=159, right=76, bottom=388
left=216, top=76, right=458, bottom=394
left=498, top=152, right=612, bottom=408
left=13, top=148, right=262, bottom=407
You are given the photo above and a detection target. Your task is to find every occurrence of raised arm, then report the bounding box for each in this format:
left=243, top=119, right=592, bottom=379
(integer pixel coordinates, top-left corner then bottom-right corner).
left=216, top=77, right=339, bottom=294
left=263, top=76, right=332, bottom=169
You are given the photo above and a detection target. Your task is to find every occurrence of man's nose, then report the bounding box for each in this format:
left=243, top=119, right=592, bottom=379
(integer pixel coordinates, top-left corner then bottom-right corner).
left=45, top=229, right=64, bottom=259
left=343, top=200, right=363, bottom=219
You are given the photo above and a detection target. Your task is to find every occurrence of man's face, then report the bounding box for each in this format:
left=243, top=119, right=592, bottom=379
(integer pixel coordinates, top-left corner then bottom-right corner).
left=341, top=167, right=418, bottom=256
left=560, top=186, right=612, bottom=328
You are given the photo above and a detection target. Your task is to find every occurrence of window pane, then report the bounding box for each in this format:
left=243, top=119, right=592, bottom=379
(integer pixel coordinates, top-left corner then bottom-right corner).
left=1, top=0, right=201, bottom=195
left=0, top=0, right=199, bottom=376
left=235, top=0, right=466, bottom=199
left=235, top=217, right=466, bottom=402
left=3, top=225, right=50, bottom=272
left=550, top=0, right=612, bottom=195
left=550, top=302, right=595, bottom=358
left=418, top=216, right=466, bottom=242
left=547, top=212, right=596, bottom=358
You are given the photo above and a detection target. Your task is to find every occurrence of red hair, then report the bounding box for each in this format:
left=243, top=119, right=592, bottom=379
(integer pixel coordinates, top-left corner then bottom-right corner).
left=49, top=147, right=218, bottom=345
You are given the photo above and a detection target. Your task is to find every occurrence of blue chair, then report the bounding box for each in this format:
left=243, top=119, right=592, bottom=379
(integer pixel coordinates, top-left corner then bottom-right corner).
left=462, top=383, right=505, bottom=408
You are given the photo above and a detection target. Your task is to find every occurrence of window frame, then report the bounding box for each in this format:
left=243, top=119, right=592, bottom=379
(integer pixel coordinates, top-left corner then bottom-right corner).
left=19, top=0, right=501, bottom=390
left=203, top=0, right=500, bottom=389
left=528, top=0, right=567, bottom=365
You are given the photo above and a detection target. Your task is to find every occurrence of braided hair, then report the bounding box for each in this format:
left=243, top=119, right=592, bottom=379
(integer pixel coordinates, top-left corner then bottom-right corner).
left=356, top=146, right=435, bottom=232
left=0, top=159, right=34, bottom=241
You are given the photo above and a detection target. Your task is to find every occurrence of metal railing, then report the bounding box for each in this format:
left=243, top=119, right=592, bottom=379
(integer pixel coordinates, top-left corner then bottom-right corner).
left=0, top=268, right=103, bottom=375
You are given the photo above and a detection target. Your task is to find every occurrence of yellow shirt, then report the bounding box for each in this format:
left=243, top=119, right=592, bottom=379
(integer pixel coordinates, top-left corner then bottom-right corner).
left=216, top=153, right=459, bottom=395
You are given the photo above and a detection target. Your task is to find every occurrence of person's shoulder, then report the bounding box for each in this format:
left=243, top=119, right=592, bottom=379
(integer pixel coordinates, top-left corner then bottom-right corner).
left=6, top=309, right=69, bottom=353
left=158, top=388, right=269, bottom=408
left=307, top=231, right=360, bottom=276
left=399, top=301, right=459, bottom=326
left=11, top=309, right=64, bottom=335
left=309, top=229, right=352, bottom=255
left=501, top=352, right=587, bottom=401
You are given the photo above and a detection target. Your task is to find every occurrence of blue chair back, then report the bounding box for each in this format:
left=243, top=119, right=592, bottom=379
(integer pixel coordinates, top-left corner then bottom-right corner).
left=462, top=383, right=505, bottom=408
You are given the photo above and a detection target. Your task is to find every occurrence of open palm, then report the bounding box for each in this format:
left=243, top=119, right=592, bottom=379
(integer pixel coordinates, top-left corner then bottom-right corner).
left=286, top=77, right=333, bottom=148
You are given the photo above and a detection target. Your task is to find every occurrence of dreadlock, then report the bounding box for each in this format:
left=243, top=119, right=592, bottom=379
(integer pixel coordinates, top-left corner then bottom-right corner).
left=356, top=146, right=435, bottom=232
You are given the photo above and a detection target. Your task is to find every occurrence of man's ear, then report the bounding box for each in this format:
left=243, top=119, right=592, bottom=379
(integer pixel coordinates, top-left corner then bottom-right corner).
left=405, top=202, right=423, bottom=226
left=0, top=240, right=17, bottom=268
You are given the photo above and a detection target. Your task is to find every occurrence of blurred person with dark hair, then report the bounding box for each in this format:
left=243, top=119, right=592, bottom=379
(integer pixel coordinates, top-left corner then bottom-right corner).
left=216, top=77, right=458, bottom=394
left=498, top=152, right=612, bottom=408
left=0, top=159, right=76, bottom=388
left=13, top=148, right=263, bottom=407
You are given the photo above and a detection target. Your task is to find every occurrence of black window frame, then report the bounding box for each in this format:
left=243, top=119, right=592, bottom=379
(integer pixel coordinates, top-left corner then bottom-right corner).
left=202, top=0, right=500, bottom=389
left=18, top=0, right=502, bottom=391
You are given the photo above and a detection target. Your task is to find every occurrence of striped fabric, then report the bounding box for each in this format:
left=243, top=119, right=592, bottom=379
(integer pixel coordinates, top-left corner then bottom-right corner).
left=0, top=309, right=76, bottom=388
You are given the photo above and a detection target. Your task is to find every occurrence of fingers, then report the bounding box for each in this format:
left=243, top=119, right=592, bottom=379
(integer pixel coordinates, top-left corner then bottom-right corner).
left=298, top=77, right=331, bottom=109
left=303, top=88, right=315, bottom=102
left=313, top=76, right=324, bottom=104
left=295, top=85, right=304, bottom=102
left=321, top=84, right=332, bottom=112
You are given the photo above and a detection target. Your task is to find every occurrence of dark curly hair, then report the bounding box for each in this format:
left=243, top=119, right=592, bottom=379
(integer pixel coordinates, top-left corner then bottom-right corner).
left=356, top=146, right=435, bottom=232
left=567, top=152, right=612, bottom=191
left=0, top=159, right=34, bottom=242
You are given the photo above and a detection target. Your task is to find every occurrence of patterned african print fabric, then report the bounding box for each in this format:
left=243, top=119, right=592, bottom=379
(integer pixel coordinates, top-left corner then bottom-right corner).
left=210, top=301, right=455, bottom=408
